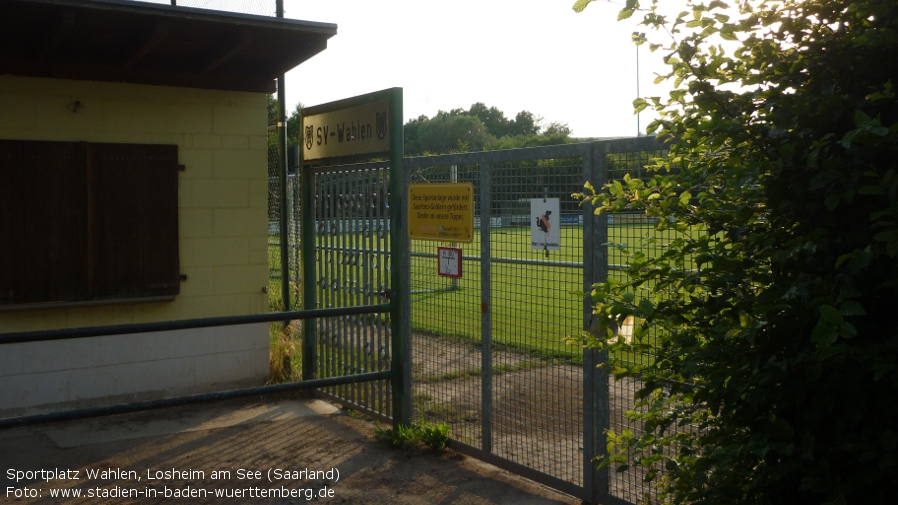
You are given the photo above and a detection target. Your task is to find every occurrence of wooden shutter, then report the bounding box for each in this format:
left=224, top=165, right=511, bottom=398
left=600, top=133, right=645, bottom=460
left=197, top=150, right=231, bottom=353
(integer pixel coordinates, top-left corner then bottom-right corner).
left=88, top=143, right=180, bottom=299
left=0, top=140, right=88, bottom=305
left=1, top=139, right=179, bottom=307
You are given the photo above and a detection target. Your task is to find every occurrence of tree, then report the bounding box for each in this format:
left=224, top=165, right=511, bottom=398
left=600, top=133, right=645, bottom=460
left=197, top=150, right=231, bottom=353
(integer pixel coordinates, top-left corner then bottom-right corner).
left=412, top=113, right=494, bottom=154
left=469, top=102, right=512, bottom=137
left=574, top=1, right=898, bottom=504
left=405, top=104, right=572, bottom=155
left=511, top=110, right=540, bottom=136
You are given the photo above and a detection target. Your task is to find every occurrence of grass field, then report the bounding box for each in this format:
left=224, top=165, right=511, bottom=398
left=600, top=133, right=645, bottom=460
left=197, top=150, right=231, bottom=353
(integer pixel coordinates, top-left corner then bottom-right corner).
left=269, top=221, right=682, bottom=362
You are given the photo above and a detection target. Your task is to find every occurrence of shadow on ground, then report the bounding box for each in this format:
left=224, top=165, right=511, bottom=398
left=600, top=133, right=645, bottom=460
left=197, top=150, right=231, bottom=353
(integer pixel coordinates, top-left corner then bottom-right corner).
left=0, top=394, right=579, bottom=504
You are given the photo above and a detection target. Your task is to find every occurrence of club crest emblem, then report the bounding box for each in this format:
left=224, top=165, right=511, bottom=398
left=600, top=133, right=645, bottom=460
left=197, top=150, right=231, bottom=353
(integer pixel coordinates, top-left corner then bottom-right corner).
left=376, top=112, right=387, bottom=140
left=305, top=125, right=313, bottom=150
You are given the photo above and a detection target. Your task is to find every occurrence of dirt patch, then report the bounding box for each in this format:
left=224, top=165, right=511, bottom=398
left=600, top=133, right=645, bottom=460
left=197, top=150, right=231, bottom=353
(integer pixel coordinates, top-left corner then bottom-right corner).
left=410, top=332, right=658, bottom=504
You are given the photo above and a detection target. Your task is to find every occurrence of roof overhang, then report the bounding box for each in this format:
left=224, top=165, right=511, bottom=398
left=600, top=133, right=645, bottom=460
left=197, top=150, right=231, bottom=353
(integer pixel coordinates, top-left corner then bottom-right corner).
left=0, top=0, right=337, bottom=93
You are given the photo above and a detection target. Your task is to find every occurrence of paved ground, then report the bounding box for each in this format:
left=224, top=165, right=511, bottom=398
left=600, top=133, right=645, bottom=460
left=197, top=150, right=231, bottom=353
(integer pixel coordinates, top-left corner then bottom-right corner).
left=0, top=394, right=580, bottom=504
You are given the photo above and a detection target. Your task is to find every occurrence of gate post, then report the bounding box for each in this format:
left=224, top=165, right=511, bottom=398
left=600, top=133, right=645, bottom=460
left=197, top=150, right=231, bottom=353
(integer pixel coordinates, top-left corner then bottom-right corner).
left=300, top=110, right=317, bottom=381
left=388, top=89, right=412, bottom=427
left=582, top=141, right=611, bottom=504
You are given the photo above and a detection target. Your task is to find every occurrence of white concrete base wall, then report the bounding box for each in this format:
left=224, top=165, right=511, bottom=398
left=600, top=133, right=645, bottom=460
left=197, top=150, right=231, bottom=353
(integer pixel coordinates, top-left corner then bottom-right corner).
left=0, top=323, right=268, bottom=418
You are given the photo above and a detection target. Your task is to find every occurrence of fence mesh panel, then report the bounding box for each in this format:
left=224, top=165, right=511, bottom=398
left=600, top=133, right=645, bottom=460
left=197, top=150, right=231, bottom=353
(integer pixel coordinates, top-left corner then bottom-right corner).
left=605, top=147, right=676, bottom=505
left=487, top=157, right=585, bottom=485
left=407, top=151, right=588, bottom=488
left=409, top=162, right=484, bottom=448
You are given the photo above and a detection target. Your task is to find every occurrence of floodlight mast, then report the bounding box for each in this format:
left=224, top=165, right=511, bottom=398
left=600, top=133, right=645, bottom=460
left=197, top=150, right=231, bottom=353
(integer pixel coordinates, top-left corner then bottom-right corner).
left=634, top=32, right=645, bottom=137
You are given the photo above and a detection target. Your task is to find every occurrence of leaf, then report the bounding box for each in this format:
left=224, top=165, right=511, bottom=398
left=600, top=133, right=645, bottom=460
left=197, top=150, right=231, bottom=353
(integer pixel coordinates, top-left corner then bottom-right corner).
left=638, top=298, right=655, bottom=318
left=858, top=185, right=885, bottom=195
left=618, top=8, right=635, bottom=21
left=835, top=253, right=852, bottom=269
left=874, top=230, right=898, bottom=243
left=719, top=26, right=737, bottom=41
left=571, top=0, right=594, bottom=13
left=819, top=305, right=844, bottom=326
left=812, top=321, right=838, bottom=348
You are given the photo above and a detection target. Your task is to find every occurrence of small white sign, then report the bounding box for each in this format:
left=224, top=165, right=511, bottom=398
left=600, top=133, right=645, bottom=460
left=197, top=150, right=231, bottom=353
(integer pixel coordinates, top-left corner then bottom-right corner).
left=531, top=198, right=561, bottom=251
left=438, top=247, right=462, bottom=278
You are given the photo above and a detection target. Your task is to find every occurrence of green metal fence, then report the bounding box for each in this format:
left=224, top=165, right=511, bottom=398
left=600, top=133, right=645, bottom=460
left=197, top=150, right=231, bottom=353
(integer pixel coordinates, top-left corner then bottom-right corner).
left=401, top=137, right=668, bottom=504
left=267, top=137, right=670, bottom=504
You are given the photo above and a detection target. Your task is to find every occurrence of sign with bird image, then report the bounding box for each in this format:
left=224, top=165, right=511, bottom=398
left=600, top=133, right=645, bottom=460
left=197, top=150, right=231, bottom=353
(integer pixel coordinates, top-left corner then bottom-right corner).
left=531, top=198, right=560, bottom=252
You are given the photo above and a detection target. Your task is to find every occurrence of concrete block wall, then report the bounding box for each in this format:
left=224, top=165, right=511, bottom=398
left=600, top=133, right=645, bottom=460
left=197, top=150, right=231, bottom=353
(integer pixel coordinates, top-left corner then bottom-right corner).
left=0, top=76, right=271, bottom=416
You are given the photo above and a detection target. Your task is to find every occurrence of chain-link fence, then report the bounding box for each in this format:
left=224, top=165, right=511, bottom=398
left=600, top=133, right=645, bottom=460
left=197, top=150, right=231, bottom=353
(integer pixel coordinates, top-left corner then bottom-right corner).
left=267, top=130, right=301, bottom=311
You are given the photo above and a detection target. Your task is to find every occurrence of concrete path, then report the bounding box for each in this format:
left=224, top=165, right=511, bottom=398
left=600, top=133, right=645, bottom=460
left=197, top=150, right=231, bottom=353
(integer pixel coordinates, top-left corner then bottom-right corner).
left=1, top=394, right=580, bottom=504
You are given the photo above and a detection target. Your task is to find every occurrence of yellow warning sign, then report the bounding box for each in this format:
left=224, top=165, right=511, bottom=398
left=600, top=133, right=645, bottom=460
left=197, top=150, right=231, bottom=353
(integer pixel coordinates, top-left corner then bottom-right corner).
left=408, top=183, right=474, bottom=243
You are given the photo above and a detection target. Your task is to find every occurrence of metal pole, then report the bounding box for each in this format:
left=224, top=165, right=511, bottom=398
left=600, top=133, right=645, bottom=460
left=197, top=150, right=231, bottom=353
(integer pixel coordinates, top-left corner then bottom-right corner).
left=300, top=117, right=317, bottom=380
left=636, top=42, right=640, bottom=137
left=480, top=161, right=492, bottom=453
left=389, top=88, right=411, bottom=426
left=634, top=32, right=645, bottom=137
left=277, top=0, right=290, bottom=311
left=583, top=141, right=611, bottom=503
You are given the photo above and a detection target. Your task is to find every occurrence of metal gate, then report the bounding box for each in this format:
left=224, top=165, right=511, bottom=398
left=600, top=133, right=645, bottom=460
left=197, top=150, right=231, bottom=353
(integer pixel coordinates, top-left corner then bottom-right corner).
left=297, top=88, right=412, bottom=426
left=403, top=137, right=667, bottom=504
left=307, top=160, right=398, bottom=420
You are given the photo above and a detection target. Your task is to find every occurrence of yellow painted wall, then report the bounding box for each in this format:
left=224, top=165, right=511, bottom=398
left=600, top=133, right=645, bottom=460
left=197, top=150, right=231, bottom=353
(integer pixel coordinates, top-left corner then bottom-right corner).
left=0, top=75, right=270, bottom=331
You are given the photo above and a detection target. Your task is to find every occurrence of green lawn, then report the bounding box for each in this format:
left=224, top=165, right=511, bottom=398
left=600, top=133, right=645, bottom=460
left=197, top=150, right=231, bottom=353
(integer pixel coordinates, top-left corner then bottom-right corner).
left=269, top=221, right=682, bottom=361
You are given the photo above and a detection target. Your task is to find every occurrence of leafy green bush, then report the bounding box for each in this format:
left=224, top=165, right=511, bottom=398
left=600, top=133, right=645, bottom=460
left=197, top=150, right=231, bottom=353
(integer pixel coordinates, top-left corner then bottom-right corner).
left=418, top=422, right=451, bottom=451
left=374, top=420, right=451, bottom=452
left=575, top=0, right=898, bottom=503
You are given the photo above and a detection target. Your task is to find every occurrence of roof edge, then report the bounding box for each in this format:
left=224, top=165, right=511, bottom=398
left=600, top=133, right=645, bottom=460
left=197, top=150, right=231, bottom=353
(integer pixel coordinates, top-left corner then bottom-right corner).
left=19, top=0, right=338, bottom=35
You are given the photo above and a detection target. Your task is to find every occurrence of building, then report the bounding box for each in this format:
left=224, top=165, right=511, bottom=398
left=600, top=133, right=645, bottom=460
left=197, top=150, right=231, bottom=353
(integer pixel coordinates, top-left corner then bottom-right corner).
left=0, top=0, right=335, bottom=417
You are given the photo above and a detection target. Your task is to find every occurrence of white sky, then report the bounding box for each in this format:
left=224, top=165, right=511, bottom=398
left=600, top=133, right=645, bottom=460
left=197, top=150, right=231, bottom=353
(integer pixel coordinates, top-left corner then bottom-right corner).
left=281, top=0, right=674, bottom=139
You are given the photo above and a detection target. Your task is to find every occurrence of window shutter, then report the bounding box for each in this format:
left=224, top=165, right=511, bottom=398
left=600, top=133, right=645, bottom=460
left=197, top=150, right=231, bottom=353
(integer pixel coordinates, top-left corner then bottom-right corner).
left=0, top=140, right=88, bottom=304
left=1, top=140, right=179, bottom=307
left=137, top=145, right=180, bottom=297
left=88, top=143, right=180, bottom=299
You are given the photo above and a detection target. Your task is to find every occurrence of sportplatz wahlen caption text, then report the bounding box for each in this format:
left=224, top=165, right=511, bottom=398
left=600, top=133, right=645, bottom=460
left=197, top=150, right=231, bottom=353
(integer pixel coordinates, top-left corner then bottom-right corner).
left=7, top=467, right=339, bottom=499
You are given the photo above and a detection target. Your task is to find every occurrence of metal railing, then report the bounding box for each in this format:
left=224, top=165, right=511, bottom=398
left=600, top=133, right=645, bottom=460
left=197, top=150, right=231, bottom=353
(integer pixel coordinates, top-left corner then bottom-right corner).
left=0, top=304, right=394, bottom=429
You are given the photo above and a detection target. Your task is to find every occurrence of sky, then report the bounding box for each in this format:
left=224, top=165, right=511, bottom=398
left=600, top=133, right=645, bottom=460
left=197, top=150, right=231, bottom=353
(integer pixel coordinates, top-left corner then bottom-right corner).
left=144, top=0, right=678, bottom=138
left=280, top=0, right=674, bottom=139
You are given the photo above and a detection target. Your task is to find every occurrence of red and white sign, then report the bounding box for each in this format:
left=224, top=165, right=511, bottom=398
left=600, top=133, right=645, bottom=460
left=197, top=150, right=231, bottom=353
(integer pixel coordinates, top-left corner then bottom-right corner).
left=437, top=247, right=462, bottom=278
